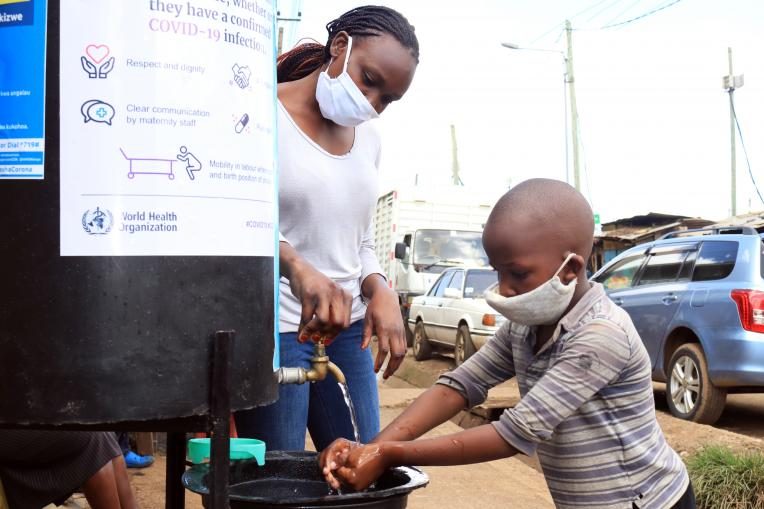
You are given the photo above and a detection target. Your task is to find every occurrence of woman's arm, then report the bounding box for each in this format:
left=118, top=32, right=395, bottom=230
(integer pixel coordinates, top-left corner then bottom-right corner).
left=360, top=273, right=406, bottom=378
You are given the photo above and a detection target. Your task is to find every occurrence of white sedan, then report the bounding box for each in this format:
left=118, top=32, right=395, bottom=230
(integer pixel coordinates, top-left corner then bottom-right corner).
left=408, top=267, right=504, bottom=365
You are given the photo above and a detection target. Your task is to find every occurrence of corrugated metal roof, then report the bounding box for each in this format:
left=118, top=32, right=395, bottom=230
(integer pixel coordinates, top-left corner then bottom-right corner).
left=597, top=221, right=684, bottom=241
left=713, top=211, right=764, bottom=230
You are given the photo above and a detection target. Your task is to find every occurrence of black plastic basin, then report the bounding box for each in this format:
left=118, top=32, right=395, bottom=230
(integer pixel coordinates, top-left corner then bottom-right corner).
left=182, top=451, right=429, bottom=508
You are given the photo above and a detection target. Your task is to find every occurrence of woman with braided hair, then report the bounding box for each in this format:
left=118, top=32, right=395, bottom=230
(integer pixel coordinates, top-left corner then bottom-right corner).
left=235, top=6, right=419, bottom=451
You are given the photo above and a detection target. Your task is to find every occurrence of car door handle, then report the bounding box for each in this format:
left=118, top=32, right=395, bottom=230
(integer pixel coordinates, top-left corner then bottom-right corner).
left=613, top=297, right=623, bottom=306
left=662, top=294, right=678, bottom=304
left=437, top=303, right=444, bottom=307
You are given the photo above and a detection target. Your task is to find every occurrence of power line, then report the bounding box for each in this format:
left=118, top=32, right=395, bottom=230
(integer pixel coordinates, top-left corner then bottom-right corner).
left=529, top=0, right=618, bottom=44
left=600, top=0, right=682, bottom=29
left=529, top=21, right=565, bottom=45
left=573, top=0, right=621, bottom=22
left=586, top=0, right=628, bottom=22
left=730, top=95, right=764, bottom=207
left=601, top=0, right=645, bottom=27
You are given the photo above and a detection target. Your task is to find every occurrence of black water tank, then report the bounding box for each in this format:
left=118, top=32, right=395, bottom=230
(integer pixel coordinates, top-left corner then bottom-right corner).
left=0, top=1, right=278, bottom=425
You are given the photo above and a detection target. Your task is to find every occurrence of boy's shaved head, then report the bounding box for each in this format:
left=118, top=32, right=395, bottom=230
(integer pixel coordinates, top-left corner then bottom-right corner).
left=485, top=179, right=594, bottom=262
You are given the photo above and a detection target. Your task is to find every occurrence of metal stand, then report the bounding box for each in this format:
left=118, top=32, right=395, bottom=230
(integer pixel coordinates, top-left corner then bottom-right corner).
left=209, top=330, right=233, bottom=509
left=166, top=432, right=187, bottom=509
left=165, top=330, right=234, bottom=509
left=1, top=329, right=241, bottom=509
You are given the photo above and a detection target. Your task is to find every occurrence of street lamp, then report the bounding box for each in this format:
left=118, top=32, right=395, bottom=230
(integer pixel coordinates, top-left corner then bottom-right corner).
left=501, top=20, right=581, bottom=191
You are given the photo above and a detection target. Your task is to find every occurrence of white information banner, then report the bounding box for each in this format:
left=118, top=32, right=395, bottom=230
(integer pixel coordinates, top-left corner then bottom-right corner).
left=60, top=0, right=276, bottom=256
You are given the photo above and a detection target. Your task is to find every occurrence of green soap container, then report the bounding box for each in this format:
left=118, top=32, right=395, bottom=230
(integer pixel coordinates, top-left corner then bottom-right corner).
left=187, top=438, right=266, bottom=466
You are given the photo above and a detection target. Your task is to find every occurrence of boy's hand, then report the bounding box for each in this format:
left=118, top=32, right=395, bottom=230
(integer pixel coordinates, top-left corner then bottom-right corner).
left=320, top=438, right=356, bottom=489
left=321, top=439, right=390, bottom=491
left=362, top=285, right=406, bottom=379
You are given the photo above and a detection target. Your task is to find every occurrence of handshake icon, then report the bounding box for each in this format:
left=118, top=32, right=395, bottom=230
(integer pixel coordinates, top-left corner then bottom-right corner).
left=232, top=63, right=252, bottom=89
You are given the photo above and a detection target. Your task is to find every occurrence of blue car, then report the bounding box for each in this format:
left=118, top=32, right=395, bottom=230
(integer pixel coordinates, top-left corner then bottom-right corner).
left=591, top=226, right=764, bottom=424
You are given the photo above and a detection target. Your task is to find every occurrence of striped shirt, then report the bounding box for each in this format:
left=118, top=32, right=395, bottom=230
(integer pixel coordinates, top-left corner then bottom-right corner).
left=438, top=283, right=688, bottom=509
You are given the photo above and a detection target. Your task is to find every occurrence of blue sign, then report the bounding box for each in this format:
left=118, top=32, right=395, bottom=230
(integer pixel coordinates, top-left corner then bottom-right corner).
left=0, top=0, right=47, bottom=179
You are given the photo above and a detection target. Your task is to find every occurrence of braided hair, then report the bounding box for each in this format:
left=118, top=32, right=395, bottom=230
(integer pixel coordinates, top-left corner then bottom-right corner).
left=277, top=5, right=419, bottom=83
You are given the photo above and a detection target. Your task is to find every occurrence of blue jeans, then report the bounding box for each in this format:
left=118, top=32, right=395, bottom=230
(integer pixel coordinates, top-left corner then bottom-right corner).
left=235, top=320, right=380, bottom=451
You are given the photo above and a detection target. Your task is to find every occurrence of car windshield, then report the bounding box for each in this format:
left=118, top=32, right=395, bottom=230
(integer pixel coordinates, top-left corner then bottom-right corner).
left=464, top=270, right=498, bottom=298
left=412, top=229, right=488, bottom=273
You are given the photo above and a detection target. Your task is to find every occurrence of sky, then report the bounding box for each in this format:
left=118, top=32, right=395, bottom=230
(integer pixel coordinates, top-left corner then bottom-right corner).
left=277, top=0, right=764, bottom=223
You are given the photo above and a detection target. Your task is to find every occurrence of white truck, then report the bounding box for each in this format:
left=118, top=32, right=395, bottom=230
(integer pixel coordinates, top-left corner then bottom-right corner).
left=374, top=186, right=503, bottom=343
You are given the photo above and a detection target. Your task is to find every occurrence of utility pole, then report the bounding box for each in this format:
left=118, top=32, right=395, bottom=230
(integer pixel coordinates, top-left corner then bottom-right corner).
left=565, top=20, right=581, bottom=192
left=450, top=124, right=463, bottom=186
left=723, top=48, right=744, bottom=217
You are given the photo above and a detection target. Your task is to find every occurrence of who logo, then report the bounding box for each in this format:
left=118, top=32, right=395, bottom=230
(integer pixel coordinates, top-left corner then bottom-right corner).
left=82, top=207, right=113, bottom=235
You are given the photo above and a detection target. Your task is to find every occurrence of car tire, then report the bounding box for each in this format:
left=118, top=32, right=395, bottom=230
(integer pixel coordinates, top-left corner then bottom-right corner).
left=413, top=320, right=432, bottom=361
left=405, top=320, right=415, bottom=347
left=455, top=325, right=476, bottom=366
left=666, top=343, right=727, bottom=424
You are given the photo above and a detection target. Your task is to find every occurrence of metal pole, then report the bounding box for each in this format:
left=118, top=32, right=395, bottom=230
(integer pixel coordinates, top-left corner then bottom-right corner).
left=563, top=60, right=570, bottom=185
left=450, top=124, right=462, bottom=186
left=565, top=20, right=581, bottom=192
left=728, top=47, right=736, bottom=216
left=208, top=330, right=234, bottom=509
left=165, top=432, right=187, bottom=509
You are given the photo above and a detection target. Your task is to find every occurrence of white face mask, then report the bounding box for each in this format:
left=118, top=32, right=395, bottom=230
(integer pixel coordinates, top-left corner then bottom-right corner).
left=485, top=253, right=578, bottom=326
left=315, top=36, right=379, bottom=127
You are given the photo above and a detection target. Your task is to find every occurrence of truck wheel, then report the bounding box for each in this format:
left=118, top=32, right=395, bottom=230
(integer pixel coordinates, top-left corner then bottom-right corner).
left=413, top=320, right=432, bottom=361
left=455, top=325, right=476, bottom=366
left=666, top=343, right=727, bottom=424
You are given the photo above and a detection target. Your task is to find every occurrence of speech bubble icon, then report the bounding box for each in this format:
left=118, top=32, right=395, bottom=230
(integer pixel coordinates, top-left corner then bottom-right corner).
left=81, top=99, right=115, bottom=125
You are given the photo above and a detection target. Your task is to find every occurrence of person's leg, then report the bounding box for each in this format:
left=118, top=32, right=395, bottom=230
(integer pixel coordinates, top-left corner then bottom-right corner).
left=112, top=455, right=139, bottom=509
left=114, top=432, right=130, bottom=456
left=670, top=481, right=695, bottom=509
left=307, top=321, right=380, bottom=451
left=0, top=431, right=125, bottom=509
left=81, top=460, right=121, bottom=509
left=235, top=332, right=315, bottom=450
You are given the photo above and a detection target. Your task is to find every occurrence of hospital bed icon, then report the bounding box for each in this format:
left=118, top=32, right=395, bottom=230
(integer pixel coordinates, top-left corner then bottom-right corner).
left=120, top=148, right=176, bottom=180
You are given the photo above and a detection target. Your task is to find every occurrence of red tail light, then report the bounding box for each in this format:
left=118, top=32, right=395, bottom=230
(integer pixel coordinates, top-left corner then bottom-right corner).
left=730, top=289, right=764, bottom=333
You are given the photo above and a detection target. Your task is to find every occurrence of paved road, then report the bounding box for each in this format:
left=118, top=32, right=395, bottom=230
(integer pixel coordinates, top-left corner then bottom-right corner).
left=403, top=350, right=764, bottom=441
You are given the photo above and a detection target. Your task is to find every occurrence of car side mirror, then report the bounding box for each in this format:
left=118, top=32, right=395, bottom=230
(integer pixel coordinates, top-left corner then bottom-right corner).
left=394, top=242, right=407, bottom=260
left=444, top=287, right=461, bottom=299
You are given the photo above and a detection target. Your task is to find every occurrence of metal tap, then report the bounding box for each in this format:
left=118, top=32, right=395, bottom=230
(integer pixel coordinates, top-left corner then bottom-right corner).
left=277, top=339, right=346, bottom=385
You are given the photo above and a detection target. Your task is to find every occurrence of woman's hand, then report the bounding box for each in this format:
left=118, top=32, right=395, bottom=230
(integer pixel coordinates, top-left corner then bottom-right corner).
left=321, top=439, right=390, bottom=491
left=282, top=243, right=352, bottom=342
left=362, top=278, right=407, bottom=379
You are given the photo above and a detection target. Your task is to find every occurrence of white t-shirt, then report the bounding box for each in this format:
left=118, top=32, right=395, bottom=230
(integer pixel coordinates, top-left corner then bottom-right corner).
left=278, top=101, right=385, bottom=333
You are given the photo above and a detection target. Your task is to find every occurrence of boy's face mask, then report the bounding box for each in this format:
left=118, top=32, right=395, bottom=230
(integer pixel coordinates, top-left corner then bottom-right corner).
left=485, top=253, right=578, bottom=326
left=315, top=35, right=379, bottom=127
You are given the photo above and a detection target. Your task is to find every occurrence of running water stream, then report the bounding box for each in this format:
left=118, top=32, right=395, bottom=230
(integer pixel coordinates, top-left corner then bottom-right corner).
left=338, top=382, right=361, bottom=443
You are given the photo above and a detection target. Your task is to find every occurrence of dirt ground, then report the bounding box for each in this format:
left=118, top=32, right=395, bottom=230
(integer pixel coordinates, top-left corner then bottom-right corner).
left=655, top=400, right=764, bottom=457
left=127, top=456, right=203, bottom=509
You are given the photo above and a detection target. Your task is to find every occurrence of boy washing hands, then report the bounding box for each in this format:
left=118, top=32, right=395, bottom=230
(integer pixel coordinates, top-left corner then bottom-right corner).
left=321, top=179, right=694, bottom=509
